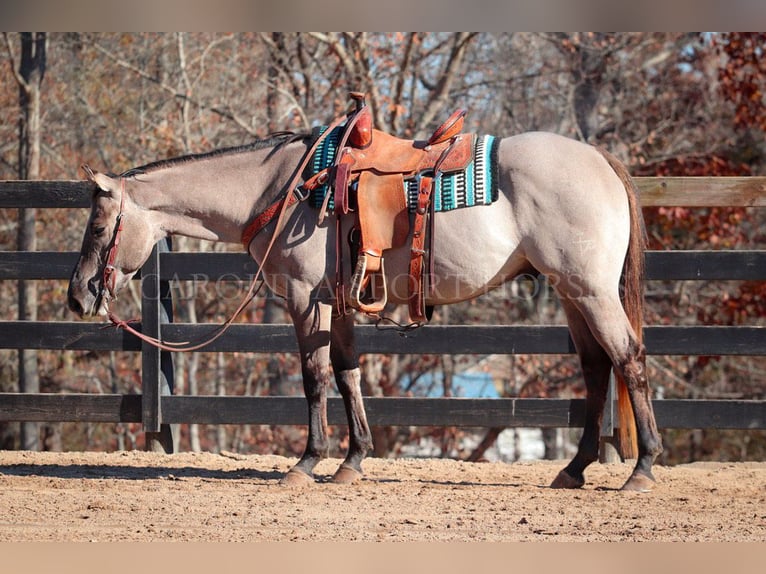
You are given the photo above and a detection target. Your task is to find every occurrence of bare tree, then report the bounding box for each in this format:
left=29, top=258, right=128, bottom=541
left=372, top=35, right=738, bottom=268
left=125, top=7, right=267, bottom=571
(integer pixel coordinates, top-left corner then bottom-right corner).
left=4, top=32, right=46, bottom=450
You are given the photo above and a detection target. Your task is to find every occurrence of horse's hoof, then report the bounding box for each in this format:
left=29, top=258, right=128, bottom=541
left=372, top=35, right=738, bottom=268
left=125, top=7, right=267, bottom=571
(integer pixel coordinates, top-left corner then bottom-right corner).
left=550, top=469, right=585, bottom=489
left=279, top=469, right=314, bottom=487
left=620, top=473, right=656, bottom=492
left=332, top=465, right=363, bottom=484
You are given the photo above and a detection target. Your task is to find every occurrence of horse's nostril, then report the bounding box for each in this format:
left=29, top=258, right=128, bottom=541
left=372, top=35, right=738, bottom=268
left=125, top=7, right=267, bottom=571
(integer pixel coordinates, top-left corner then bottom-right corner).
left=68, top=294, right=84, bottom=317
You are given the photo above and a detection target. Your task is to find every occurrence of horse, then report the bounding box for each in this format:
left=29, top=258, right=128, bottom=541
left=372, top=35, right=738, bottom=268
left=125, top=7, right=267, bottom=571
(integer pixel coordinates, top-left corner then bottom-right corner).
left=67, top=113, right=663, bottom=491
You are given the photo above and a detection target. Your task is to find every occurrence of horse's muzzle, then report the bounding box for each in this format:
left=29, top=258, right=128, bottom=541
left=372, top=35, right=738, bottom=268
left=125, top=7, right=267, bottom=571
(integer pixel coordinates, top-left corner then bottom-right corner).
left=67, top=280, right=102, bottom=318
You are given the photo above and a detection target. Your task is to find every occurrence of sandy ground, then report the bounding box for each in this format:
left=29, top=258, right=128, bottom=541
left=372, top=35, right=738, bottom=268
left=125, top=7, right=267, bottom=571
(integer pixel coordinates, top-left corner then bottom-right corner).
left=0, top=450, right=764, bottom=542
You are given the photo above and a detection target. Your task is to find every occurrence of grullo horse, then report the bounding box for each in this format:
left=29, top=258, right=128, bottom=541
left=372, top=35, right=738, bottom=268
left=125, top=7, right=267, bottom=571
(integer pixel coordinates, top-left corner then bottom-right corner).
left=68, top=114, right=662, bottom=491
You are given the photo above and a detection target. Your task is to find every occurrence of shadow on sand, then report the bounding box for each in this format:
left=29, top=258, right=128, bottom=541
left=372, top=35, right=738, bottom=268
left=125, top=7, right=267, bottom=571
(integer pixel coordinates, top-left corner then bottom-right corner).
left=0, top=462, right=284, bottom=482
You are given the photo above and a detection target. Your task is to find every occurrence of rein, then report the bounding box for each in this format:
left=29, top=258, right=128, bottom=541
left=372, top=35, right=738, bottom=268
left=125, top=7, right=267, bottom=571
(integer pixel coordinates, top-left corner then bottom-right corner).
left=105, top=112, right=349, bottom=352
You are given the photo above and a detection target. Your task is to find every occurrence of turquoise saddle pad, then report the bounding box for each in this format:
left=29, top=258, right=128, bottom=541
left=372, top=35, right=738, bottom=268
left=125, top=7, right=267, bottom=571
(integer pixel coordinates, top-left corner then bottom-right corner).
left=308, top=125, right=499, bottom=213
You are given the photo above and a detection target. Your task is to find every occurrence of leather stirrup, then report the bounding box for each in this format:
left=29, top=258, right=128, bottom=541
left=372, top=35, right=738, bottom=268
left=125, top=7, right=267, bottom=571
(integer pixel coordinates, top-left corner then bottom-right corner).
left=349, top=252, right=387, bottom=314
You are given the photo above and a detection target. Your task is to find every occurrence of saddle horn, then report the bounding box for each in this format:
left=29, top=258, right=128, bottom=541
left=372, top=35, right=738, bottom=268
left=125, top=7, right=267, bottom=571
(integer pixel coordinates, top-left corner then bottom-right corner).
left=348, top=91, right=367, bottom=111
left=347, top=92, right=373, bottom=149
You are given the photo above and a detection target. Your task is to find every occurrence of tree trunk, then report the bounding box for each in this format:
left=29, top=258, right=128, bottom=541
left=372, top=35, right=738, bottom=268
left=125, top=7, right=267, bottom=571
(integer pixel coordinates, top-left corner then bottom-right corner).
left=262, top=295, right=289, bottom=395
left=188, top=350, right=201, bottom=452
left=8, top=32, right=46, bottom=451
left=465, top=427, right=504, bottom=462
left=542, top=428, right=564, bottom=460
left=266, top=32, right=284, bottom=134
left=439, top=354, right=455, bottom=457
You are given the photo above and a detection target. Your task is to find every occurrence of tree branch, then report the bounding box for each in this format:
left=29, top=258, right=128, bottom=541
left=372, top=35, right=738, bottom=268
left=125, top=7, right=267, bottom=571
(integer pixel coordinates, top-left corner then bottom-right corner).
left=415, top=32, right=478, bottom=136
left=87, top=38, right=259, bottom=137
left=3, top=32, right=30, bottom=94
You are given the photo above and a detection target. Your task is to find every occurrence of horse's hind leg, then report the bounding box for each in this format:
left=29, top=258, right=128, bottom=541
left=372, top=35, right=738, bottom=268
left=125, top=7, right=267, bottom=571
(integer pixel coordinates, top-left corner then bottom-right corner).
left=329, top=312, right=373, bottom=484
left=282, top=300, right=333, bottom=486
left=565, top=294, right=663, bottom=491
left=550, top=301, right=612, bottom=489
left=614, top=340, right=663, bottom=491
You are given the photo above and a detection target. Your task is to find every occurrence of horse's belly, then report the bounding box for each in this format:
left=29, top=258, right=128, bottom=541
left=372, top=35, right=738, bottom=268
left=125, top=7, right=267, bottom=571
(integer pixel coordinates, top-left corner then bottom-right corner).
left=383, top=205, right=523, bottom=306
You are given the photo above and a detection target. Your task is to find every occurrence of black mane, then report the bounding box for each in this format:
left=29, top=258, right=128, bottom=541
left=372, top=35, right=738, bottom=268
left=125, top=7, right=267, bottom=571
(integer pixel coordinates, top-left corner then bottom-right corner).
left=120, top=131, right=308, bottom=178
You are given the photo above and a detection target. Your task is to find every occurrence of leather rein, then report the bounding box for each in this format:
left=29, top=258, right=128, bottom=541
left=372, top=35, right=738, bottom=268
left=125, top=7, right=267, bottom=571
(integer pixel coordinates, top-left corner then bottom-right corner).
left=105, top=112, right=348, bottom=352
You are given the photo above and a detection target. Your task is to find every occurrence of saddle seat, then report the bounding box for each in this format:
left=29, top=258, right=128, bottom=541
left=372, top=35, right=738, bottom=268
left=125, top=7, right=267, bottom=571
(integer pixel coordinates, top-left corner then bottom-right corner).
left=322, top=94, right=473, bottom=324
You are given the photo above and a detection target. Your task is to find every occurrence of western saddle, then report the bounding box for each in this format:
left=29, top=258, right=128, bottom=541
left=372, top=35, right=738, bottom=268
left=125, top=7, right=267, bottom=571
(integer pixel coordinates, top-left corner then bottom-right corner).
left=303, top=92, right=473, bottom=324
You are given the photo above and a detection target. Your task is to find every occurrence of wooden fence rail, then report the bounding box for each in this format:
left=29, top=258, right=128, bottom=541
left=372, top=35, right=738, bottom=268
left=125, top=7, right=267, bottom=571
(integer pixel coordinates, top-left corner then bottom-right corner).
left=1, top=178, right=765, bottom=452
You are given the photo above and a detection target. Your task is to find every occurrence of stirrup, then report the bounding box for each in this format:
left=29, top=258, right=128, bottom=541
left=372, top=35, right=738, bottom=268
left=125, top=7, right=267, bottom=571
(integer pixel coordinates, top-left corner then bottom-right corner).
left=349, top=253, right=387, bottom=314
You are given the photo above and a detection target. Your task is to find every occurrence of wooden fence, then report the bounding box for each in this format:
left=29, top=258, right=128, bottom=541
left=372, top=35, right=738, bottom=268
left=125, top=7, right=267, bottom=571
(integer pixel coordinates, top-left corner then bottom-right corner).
left=1, top=177, right=765, bottom=453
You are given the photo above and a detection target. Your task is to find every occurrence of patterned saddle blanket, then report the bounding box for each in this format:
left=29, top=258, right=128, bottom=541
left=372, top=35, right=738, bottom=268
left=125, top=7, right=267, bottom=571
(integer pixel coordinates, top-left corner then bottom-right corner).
left=308, top=125, right=500, bottom=213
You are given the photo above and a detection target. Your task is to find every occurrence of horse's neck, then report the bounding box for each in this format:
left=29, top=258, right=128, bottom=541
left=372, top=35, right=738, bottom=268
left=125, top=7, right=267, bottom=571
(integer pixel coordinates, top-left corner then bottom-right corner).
left=127, top=141, right=307, bottom=244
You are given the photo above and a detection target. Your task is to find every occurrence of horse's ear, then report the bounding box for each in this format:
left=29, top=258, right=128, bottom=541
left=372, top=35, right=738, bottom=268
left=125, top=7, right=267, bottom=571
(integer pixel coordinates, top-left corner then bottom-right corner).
left=81, top=164, right=96, bottom=181
left=81, top=164, right=116, bottom=196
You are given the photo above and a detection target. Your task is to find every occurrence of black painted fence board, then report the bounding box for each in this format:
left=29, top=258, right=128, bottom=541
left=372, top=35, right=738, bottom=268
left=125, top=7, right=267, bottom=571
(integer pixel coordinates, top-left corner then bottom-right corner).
left=0, top=321, right=141, bottom=351
left=165, top=397, right=766, bottom=429
left=0, top=181, right=91, bottom=208
left=141, top=243, right=162, bottom=433
left=0, top=395, right=762, bottom=429
left=158, top=249, right=766, bottom=282
left=3, top=250, right=766, bottom=281
left=5, top=177, right=766, bottom=209
left=651, top=399, right=766, bottom=430
left=159, top=396, right=586, bottom=427
left=644, top=326, right=766, bottom=355
left=0, top=252, right=79, bottom=280
left=645, top=250, right=766, bottom=281
left=0, top=393, right=142, bottom=423
left=1, top=322, right=764, bottom=356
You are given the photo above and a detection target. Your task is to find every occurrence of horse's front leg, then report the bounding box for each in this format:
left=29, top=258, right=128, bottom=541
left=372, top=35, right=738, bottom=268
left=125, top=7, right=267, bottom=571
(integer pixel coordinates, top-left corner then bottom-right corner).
left=329, top=312, right=373, bottom=484
left=281, top=299, right=333, bottom=486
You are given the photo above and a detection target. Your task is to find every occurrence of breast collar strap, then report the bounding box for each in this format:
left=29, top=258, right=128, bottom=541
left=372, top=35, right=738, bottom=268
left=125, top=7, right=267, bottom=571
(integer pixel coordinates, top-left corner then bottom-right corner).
left=240, top=185, right=306, bottom=252
left=241, top=112, right=348, bottom=252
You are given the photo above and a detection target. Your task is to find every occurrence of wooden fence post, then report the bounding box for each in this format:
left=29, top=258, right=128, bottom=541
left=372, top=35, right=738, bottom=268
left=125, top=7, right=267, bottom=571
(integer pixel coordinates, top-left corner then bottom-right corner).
left=141, top=238, right=175, bottom=453
left=599, top=371, right=622, bottom=463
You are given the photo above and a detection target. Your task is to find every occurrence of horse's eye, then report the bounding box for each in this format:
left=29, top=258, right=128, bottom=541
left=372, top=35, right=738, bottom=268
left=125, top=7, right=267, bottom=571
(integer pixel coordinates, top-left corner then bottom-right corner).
left=92, top=225, right=106, bottom=237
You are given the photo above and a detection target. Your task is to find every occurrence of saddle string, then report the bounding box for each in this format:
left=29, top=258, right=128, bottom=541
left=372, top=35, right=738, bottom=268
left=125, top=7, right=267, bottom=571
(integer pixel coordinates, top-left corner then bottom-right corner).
left=106, top=111, right=350, bottom=352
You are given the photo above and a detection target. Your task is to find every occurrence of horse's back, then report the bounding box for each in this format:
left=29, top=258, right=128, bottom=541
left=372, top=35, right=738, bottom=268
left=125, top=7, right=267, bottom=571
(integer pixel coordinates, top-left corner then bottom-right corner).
left=499, top=131, right=630, bottom=218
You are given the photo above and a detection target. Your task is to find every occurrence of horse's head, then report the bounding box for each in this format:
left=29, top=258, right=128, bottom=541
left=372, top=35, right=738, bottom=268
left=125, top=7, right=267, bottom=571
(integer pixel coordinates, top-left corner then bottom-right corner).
left=67, top=165, right=159, bottom=318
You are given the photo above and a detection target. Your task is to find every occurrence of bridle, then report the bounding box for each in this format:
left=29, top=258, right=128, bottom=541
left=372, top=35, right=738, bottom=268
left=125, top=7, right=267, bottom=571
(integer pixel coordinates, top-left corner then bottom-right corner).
left=101, top=172, right=273, bottom=353
left=100, top=177, right=127, bottom=306
left=101, top=172, right=272, bottom=353
left=103, top=110, right=348, bottom=352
